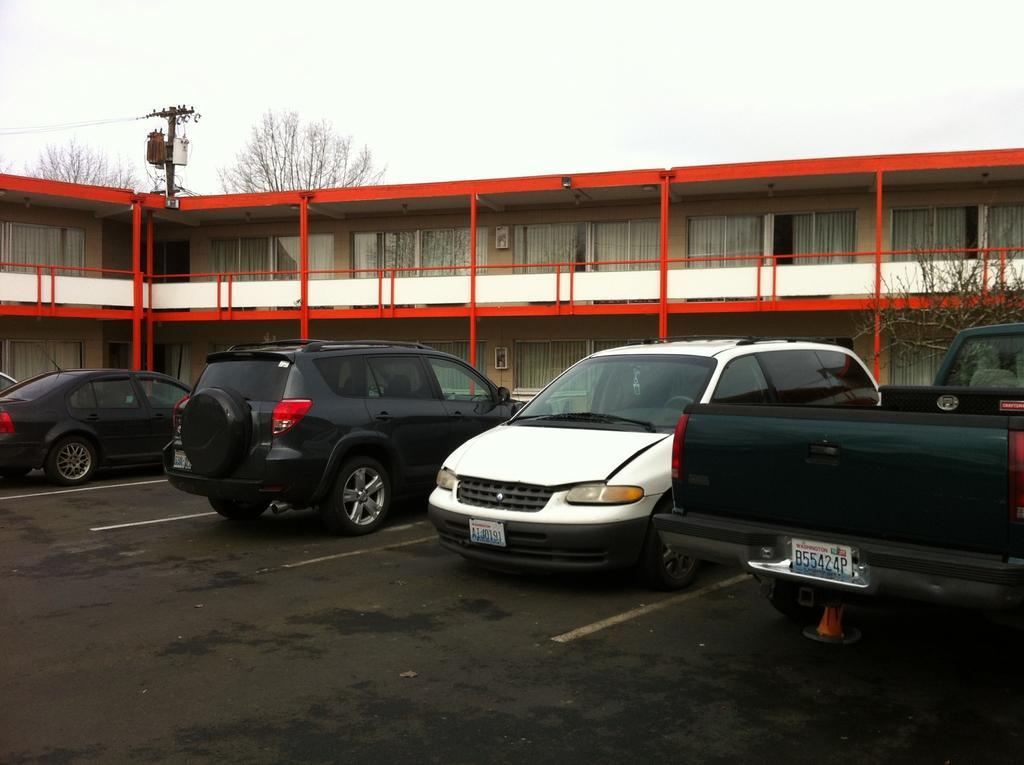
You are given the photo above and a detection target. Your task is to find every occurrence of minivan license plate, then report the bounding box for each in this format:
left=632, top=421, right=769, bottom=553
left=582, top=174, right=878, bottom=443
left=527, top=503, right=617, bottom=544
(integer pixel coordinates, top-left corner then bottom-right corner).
left=791, top=538, right=855, bottom=584
left=173, top=450, right=192, bottom=471
left=469, top=519, right=506, bottom=547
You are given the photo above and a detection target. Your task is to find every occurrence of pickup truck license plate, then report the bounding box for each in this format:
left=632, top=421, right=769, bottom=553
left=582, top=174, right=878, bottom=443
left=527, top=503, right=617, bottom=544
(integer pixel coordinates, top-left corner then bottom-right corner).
left=469, top=518, right=506, bottom=547
left=791, top=538, right=854, bottom=583
left=173, top=450, right=192, bottom=471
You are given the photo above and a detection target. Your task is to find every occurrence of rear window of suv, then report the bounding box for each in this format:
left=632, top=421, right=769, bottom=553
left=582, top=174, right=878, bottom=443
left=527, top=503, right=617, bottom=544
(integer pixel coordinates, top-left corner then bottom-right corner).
left=196, top=358, right=290, bottom=401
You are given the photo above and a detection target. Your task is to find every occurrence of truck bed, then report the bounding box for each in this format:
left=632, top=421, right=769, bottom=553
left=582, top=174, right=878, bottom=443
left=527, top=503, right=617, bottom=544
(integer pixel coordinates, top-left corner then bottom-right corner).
left=670, top=403, right=1018, bottom=556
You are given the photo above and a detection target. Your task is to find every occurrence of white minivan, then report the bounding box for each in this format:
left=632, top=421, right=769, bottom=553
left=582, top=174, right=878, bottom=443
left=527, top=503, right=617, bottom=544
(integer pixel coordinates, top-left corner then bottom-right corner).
left=427, top=338, right=878, bottom=589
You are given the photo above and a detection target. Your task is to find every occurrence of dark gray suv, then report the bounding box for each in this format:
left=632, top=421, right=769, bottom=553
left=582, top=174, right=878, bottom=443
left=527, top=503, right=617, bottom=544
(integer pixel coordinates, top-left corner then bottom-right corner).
left=164, top=340, right=517, bottom=535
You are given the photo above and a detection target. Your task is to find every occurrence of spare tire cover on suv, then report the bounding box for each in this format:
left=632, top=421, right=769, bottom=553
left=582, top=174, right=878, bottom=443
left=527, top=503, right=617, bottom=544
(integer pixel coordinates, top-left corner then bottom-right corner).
left=181, top=387, right=252, bottom=478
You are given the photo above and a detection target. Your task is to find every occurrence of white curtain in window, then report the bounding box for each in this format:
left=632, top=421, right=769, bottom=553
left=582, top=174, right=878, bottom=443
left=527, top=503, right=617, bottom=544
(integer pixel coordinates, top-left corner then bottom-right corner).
left=630, top=219, right=659, bottom=269
left=9, top=340, right=82, bottom=380
left=353, top=232, right=379, bottom=278
left=791, top=214, right=815, bottom=258
left=688, top=215, right=762, bottom=268
left=815, top=211, right=856, bottom=263
left=384, top=231, right=416, bottom=275
left=514, top=340, right=588, bottom=390
left=309, top=234, right=334, bottom=279
left=593, top=222, right=629, bottom=270
left=935, top=207, right=968, bottom=257
left=421, top=229, right=460, bottom=275
left=211, top=239, right=237, bottom=277
left=889, top=345, right=943, bottom=385
left=514, top=224, right=583, bottom=273
left=892, top=209, right=932, bottom=262
left=7, top=223, right=81, bottom=273
left=238, top=238, right=270, bottom=281
left=988, top=205, right=1024, bottom=260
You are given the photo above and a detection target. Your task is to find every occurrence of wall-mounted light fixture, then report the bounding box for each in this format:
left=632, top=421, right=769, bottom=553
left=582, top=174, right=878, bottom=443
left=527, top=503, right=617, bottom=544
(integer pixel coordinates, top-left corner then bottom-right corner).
left=561, top=176, right=572, bottom=189
left=981, top=172, right=990, bottom=185
left=641, top=185, right=656, bottom=193
left=24, top=196, right=30, bottom=208
left=766, top=183, right=775, bottom=198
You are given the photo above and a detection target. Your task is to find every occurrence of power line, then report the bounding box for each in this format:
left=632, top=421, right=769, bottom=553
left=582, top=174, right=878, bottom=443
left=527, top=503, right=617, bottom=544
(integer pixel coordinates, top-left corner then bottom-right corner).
left=0, top=116, right=145, bottom=137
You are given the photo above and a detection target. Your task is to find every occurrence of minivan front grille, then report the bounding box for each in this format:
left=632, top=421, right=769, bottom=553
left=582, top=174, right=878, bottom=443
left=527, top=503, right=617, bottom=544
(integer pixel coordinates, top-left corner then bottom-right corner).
left=457, top=477, right=554, bottom=512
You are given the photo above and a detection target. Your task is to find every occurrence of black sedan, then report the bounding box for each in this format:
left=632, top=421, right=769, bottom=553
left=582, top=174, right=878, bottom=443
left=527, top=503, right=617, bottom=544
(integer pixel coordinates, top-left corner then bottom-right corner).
left=0, top=370, right=190, bottom=485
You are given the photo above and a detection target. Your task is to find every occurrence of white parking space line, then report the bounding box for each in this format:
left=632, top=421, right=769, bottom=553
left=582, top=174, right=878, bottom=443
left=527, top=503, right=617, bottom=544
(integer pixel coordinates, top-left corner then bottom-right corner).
left=1, top=479, right=167, bottom=502
left=280, top=535, right=435, bottom=569
left=90, top=512, right=216, bottom=531
left=381, top=520, right=429, bottom=533
left=550, top=573, right=750, bottom=644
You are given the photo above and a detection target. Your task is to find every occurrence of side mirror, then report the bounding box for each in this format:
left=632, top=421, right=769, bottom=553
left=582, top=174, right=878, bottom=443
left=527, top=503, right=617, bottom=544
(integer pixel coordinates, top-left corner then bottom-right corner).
left=496, top=386, right=511, bottom=404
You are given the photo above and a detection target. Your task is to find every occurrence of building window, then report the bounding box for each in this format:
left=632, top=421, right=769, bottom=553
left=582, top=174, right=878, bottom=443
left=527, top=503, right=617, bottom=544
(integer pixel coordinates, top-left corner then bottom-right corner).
left=891, top=206, right=979, bottom=261
left=0, top=222, right=85, bottom=273
left=771, top=210, right=856, bottom=265
left=591, top=220, right=659, bottom=271
left=421, top=340, right=486, bottom=373
left=513, top=339, right=638, bottom=393
left=211, top=234, right=333, bottom=281
left=889, top=344, right=943, bottom=386
left=987, top=204, right=1024, bottom=259
left=514, top=223, right=586, bottom=273
left=686, top=215, right=763, bottom=268
left=352, top=228, right=487, bottom=278
left=2, top=340, right=83, bottom=381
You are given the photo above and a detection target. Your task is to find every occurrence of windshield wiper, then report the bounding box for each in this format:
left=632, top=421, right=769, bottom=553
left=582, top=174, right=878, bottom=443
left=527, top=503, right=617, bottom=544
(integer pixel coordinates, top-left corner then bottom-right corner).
left=516, top=412, right=655, bottom=432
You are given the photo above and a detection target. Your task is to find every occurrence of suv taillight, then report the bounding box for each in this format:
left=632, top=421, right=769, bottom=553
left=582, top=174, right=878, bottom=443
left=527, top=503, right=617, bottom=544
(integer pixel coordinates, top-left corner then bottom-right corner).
left=671, top=414, right=689, bottom=480
left=1009, top=431, right=1024, bottom=523
left=172, top=395, right=189, bottom=437
left=0, top=411, right=13, bottom=434
left=272, top=399, right=312, bottom=436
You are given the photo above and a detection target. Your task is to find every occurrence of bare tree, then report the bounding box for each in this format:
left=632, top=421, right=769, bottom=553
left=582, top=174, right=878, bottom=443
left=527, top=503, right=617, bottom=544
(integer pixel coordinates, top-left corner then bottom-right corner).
left=0, top=153, right=12, bottom=173
left=858, top=251, right=1024, bottom=366
left=27, top=139, right=140, bottom=188
left=218, top=110, right=385, bottom=193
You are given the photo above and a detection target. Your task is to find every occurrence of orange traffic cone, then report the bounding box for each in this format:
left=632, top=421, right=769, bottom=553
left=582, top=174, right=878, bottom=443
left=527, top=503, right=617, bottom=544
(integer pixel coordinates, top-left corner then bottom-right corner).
left=803, top=603, right=862, bottom=644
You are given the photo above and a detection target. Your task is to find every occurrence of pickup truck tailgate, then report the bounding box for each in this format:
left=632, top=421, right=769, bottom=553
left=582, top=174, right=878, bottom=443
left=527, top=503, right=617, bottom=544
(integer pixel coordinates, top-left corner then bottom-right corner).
left=675, top=405, right=1011, bottom=554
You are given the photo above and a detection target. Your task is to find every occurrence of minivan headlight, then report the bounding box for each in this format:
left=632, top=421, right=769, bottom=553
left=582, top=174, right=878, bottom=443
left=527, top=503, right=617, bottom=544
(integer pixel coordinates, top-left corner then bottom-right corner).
left=436, top=467, right=457, bottom=491
left=565, top=483, right=644, bottom=505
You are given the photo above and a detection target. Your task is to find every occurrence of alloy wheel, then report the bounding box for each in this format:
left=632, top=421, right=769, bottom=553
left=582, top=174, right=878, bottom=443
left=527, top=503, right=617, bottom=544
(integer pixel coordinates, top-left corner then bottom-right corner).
left=341, top=467, right=386, bottom=526
left=56, top=442, right=92, bottom=481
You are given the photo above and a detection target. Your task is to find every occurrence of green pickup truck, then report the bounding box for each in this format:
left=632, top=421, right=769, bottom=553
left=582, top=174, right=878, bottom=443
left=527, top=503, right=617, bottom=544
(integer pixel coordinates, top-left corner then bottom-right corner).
left=654, top=323, right=1024, bottom=618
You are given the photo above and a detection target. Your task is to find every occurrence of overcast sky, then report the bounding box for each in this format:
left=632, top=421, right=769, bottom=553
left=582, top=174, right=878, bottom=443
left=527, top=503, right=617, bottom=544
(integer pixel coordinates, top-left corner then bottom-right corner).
left=2, top=0, right=1023, bottom=194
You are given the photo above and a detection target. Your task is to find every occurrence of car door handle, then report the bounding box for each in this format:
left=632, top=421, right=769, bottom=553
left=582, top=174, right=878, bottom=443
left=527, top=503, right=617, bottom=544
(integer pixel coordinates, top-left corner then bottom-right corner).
left=807, top=442, right=840, bottom=465
left=451, top=411, right=463, bottom=418
left=374, top=412, right=393, bottom=421
left=153, top=413, right=165, bottom=419
left=85, top=413, right=100, bottom=421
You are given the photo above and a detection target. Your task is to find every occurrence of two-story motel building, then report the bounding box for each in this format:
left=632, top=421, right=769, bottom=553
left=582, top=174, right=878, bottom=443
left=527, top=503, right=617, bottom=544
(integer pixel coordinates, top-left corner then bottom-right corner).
left=2, top=148, right=1023, bottom=394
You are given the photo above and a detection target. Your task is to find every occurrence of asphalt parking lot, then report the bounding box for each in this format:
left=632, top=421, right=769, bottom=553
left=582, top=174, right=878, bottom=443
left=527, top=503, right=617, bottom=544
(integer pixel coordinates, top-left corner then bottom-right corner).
left=2, top=470, right=1022, bottom=764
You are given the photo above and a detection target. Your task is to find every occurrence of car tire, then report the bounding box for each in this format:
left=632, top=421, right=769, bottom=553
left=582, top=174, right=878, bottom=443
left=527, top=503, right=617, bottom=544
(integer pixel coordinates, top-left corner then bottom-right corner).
left=321, top=456, right=391, bottom=536
left=209, top=498, right=268, bottom=521
left=44, top=436, right=98, bottom=486
left=0, top=467, right=31, bottom=479
left=766, top=579, right=816, bottom=624
left=638, top=513, right=701, bottom=591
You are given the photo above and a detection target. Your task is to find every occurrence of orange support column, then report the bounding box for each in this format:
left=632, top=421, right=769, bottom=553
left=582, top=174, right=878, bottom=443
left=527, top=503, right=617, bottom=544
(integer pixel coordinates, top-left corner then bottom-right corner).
left=873, top=170, right=884, bottom=380
left=299, top=194, right=310, bottom=340
left=469, top=193, right=478, bottom=368
left=658, top=175, right=671, bottom=339
left=145, top=211, right=154, bottom=371
left=131, top=200, right=143, bottom=370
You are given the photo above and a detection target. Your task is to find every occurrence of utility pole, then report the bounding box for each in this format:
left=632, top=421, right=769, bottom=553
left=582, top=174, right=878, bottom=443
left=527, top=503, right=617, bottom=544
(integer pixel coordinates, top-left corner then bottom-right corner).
left=145, top=105, right=200, bottom=205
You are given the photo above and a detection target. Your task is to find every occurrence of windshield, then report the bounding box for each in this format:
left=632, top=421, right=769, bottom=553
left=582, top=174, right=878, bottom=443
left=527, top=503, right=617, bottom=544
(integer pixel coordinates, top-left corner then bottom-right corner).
left=945, top=334, right=1024, bottom=387
left=514, top=354, right=715, bottom=430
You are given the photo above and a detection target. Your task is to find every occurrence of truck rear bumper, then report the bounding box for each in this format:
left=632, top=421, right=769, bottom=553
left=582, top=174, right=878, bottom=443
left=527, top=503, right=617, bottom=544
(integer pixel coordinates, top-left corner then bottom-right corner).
left=654, top=512, right=1024, bottom=611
